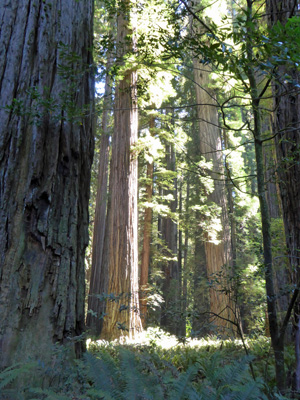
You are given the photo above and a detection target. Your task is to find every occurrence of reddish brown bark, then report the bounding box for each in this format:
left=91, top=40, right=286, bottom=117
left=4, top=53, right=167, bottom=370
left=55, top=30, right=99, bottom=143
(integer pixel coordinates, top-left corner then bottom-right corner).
left=100, top=0, right=142, bottom=340
left=193, top=60, right=236, bottom=335
left=0, top=0, right=94, bottom=367
left=266, top=0, right=300, bottom=390
left=86, top=60, right=112, bottom=336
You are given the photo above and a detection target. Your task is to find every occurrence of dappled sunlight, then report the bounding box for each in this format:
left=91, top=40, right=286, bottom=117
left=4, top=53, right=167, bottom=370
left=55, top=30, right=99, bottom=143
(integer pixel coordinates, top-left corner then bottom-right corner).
left=87, top=326, right=270, bottom=352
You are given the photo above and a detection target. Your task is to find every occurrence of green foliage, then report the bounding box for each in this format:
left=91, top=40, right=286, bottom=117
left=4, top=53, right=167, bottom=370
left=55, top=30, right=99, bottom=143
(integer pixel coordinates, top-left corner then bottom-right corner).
left=0, top=331, right=295, bottom=399
left=0, top=362, right=36, bottom=398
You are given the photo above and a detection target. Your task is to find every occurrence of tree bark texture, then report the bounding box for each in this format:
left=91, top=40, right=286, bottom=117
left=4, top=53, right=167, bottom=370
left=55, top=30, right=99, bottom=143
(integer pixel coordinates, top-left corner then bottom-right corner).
left=192, top=226, right=210, bottom=335
left=266, top=0, right=300, bottom=295
left=264, top=142, right=291, bottom=336
left=100, top=0, right=142, bottom=340
left=86, top=61, right=112, bottom=336
left=160, top=138, right=180, bottom=335
left=139, top=116, right=155, bottom=328
left=0, top=0, right=94, bottom=367
left=193, top=60, right=236, bottom=334
left=245, top=2, right=286, bottom=388
left=266, top=0, right=300, bottom=390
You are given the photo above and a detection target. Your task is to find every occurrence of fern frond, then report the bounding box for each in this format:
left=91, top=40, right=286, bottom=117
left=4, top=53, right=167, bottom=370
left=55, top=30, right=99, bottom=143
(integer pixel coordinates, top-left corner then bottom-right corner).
left=232, top=380, right=268, bottom=400
left=85, top=351, right=123, bottom=399
left=87, top=387, right=117, bottom=400
left=27, top=387, right=70, bottom=400
left=0, top=362, right=36, bottom=390
left=167, top=365, right=199, bottom=400
left=119, top=348, right=157, bottom=400
left=0, top=388, right=24, bottom=400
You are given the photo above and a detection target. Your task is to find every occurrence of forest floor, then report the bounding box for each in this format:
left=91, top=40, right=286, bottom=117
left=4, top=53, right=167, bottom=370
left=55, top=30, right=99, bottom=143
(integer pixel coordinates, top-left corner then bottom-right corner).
left=0, top=328, right=295, bottom=399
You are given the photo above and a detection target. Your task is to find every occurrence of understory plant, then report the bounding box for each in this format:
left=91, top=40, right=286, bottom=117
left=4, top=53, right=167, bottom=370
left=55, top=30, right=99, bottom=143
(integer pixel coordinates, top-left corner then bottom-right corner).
left=0, top=330, right=293, bottom=399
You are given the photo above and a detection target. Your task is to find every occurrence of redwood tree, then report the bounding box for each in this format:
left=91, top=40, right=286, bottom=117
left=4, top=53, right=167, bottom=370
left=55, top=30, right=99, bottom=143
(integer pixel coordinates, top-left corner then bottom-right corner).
left=0, top=0, right=94, bottom=367
left=87, top=58, right=112, bottom=336
left=99, top=0, right=142, bottom=340
left=192, top=59, right=236, bottom=334
left=266, top=0, right=300, bottom=390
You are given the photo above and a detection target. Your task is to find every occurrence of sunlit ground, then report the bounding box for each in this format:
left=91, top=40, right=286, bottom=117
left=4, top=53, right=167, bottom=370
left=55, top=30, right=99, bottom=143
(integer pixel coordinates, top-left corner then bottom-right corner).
left=86, top=326, right=271, bottom=351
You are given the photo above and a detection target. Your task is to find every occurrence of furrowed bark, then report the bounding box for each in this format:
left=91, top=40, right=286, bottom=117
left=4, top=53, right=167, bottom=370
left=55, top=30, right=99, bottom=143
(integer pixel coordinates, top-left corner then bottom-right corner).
left=0, top=0, right=94, bottom=367
left=100, top=0, right=142, bottom=340
left=193, top=59, right=235, bottom=335
left=87, top=58, right=112, bottom=336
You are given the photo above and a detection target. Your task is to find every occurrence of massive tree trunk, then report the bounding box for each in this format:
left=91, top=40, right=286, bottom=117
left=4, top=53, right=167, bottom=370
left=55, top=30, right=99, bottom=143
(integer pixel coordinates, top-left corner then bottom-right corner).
left=266, top=0, right=300, bottom=295
left=100, top=0, right=142, bottom=340
left=0, top=0, right=94, bottom=367
left=266, top=0, right=300, bottom=390
left=86, top=60, right=112, bottom=336
left=187, top=0, right=236, bottom=335
left=193, top=60, right=236, bottom=335
left=266, top=0, right=300, bottom=287
left=192, top=223, right=210, bottom=336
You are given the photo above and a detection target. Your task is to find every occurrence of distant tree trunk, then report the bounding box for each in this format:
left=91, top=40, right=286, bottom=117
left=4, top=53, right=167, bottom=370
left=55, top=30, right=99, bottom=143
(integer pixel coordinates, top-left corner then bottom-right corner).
left=0, top=0, right=94, bottom=367
left=192, top=221, right=210, bottom=336
left=178, top=183, right=183, bottom=334
left=100, top=0, right=142, bottom=340
left=140, top=116, right=155, bottom=327
left=160, top=137, right=179, bottom=335
left=193, top=60, right=236, bottom=335
left=178, top=178, right=187, bottom=337
left=86, top=59, right=112, bottom=336
left=264, top=140, right=291, bottom=337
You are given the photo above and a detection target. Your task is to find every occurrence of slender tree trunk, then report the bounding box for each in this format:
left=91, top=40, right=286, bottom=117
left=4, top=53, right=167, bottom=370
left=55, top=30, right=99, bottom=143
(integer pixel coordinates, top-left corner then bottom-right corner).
left=160, top=136, right=179, bottom=335
left=100, top=0, right=142, bottom=340
left=178, top=179, right=188, bottom=337
left=86, top=59, right=112, bottom=335
left=0, top=0, right=94, bottom=367
left=140, top=116, right=155, bottom=327
left=182, top=221, right=188, bottom=337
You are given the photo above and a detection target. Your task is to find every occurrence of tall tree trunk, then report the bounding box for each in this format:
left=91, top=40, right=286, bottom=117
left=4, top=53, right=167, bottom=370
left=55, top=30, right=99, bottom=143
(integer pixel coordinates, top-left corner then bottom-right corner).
left=192, top=221, right=210, bottom=336
left=0, top=0, right=94, bottom=367
left=100, top=0, right=142, bottom=340
left=140, top=116, right=155, bottom=328
left=266, top=0, right=300, bottom=390
left=264, top=139, right=291, bottom=339
left=160, top=137, right=179, bottom=335
left=193, top=60, right=236, bottom=335
left=245, top=1, right=288, bottom=389
left=178, top=178, right=187, bottom=337
left=86, top=59, right=112, bottom=336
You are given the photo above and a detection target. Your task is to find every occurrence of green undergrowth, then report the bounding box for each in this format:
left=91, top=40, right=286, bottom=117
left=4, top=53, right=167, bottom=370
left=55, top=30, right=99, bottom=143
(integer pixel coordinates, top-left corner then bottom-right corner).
left=0, top=329, right=294, bottom=400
